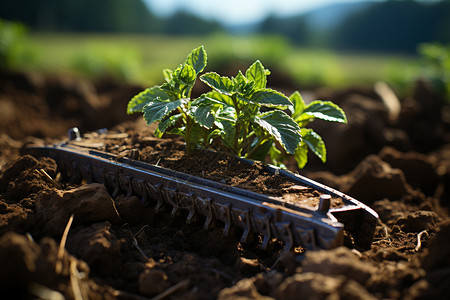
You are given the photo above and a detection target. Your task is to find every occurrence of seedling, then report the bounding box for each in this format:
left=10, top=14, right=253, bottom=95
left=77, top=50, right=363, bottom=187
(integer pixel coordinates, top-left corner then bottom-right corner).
left=127, top=46, right=208, bottom=155
left=127, top=46, right=347, bottom=168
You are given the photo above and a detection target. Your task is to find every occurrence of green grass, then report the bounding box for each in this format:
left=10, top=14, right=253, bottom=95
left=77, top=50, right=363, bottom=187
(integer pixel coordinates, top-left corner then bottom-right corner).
left=25, top=33, right=420, bottom=90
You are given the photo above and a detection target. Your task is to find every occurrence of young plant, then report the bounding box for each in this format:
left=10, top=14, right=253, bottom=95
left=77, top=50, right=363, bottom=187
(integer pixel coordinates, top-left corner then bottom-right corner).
left=127, top=45, right=347, bottom=169
left=127, top=46, right=208, bottom=155
left=198, top=62, right=347, bottom=168
left=198, top=61, right=302, bottom=159
left=284, top=91, right=347, bottom=168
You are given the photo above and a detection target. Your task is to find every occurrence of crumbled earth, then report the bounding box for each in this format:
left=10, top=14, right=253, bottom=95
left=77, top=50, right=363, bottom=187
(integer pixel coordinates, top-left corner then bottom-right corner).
left=0, top=70, right=449, bottom=299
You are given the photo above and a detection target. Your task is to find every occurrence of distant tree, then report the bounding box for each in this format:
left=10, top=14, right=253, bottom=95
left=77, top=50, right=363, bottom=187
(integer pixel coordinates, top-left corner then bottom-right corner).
left=162, top=10, right=223, bottom=35
left=331, top=0, right=450, bottom=53
left=259, top=14, right=310, bottom=46
left=0, top=0, right=161, bottom=32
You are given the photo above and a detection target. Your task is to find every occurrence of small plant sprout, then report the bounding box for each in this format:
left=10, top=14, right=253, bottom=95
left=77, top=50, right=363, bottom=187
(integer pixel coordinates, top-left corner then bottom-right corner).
left=127, top=46, right=347, bottom=168
left=284, top=91, right=347, bottom=168
left=199, top=61, right=302, bottom=158
left=127, top=46, right=208, bottom=155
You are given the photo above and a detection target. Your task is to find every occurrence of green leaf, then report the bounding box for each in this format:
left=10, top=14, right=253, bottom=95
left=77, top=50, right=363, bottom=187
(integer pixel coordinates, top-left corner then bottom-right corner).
left=245, top=60, right=267, bottom=90
left=185, top=45, right=207, bottom=74
left=215, top=119, right=236, bottom=151
left=302, top=128, right=326, bottom=162
left=233, top=71, right=255, bottom=96
left=234, top=70, right=247, bottom=85
left=192, top=105, right=215, bottom=129
left=155, top=114, right=182, bottom=138
left=173, top=64, right=196, bottom=85
left=216, top=106, right=236, bottom=122
left=303, top=100, right=347, bottom=123
left=203, top=91, right=234, bottom=106
left=127, top=86, right=171, bottom=114
left=294, top=144, right=308, bottom=169
left=255, top=110, right=302, bottom=154
left=163, top=68, right=173, bottom=83
left=200, top=72, right=235, bottom=95
left=248, top=89, right=293, bottom=107
left=289, top=91, right=306, bottom=119
left=192, top=94, right=225, bottom=107
left=143, top=98, right=188, bottom=126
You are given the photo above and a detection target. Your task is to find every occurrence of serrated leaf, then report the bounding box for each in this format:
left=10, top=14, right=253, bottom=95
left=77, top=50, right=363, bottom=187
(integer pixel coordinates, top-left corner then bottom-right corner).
left=216, top=106, right=236, bottom=122
left=203, top=91, right=234, bottom=106
left=173, top=64, right=196, bottom=85
left=234, top=70, right=247, bottom=85
left=303, top=100, right=347, bottom=123
left=302, top=128, right=326, bottom=162
left=192, top=105, right=215, bottom=129
left=192, top=94, right=225, bottom=107
left=255, top=110, right=302, bottom=154
left=127, top=86, right=171, bottom=114
left=155, top=114, right=182, bottom=138
left=160, top=82, right=175, bottom=95
left=200, top=72, right=235, bottom=95
left=143, top=98, right=188, bottom=126
left=234, top=70, right=254, bottom=95
left=248, top=88, right=293, bottom=107
left=245, top=60, right=267, bottom=90
left=185, top=45, right=207, bottom=74
left=294, top=144, right=308, bottom=169
left=289, top=91, right=306, bottom=119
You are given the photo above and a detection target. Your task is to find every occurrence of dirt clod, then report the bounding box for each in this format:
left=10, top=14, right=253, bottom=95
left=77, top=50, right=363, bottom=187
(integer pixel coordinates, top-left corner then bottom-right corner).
left=35, top=183, right=121, bottom=236
left=138, top=269, right=170, bottom=297
left=1, top=70, right=449, bottom=299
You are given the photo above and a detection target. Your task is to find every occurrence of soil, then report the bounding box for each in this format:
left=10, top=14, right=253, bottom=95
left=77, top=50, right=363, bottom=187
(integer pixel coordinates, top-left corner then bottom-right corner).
left=1, top=69, right=450, bottom=299
left=71, top=126, right=343, bottom=209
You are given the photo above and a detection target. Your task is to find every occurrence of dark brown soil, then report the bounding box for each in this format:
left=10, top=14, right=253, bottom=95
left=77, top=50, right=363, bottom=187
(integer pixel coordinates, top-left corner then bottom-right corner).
left=71, top=125, right=341, bottom=209
left=1, top=69, right=450, bottom=299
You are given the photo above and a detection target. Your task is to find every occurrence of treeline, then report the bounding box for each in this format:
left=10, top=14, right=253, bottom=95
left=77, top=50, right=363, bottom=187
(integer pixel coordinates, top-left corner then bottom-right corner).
left=1, top=0, right=450, bottom=53
left=0, top=0, right=222, bottom=34
left=260, top=0, right=450, bottom=53
left=332, top=0, right=450, bottom=53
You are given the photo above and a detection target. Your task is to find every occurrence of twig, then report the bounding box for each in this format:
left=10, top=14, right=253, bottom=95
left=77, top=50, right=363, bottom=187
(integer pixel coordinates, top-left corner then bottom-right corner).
left=70, top=259, right=84, bottom=300
left=415, top=230, right=428, bottom=252
left=56, top=214, right=74, bottom=274
left=38, top=168, right=62, bottom=189
left=150, top=279, right=190, bottom=300
left=134, top=225, right=149, bottom=238
left=132, top=237, right=149, bottom=260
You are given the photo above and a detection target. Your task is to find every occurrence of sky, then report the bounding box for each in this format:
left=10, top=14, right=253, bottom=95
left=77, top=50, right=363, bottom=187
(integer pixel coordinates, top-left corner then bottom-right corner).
left=144, top=0, right=382, bottom=25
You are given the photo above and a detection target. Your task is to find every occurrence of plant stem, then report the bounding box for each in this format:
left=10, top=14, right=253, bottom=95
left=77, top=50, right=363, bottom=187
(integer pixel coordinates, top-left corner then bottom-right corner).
left=245, top=138, right=265, bottom=159
left=185, top=115, right=194, bottom=156
left=232, top=94, right=242, bottom=155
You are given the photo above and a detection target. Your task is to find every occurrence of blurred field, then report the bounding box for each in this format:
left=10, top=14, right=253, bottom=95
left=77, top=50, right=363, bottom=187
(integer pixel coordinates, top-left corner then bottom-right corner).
left=25, top=33, right=420, bottom=89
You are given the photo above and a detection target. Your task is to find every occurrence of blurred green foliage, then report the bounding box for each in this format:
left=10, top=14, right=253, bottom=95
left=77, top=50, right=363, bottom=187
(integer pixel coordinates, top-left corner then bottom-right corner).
left=70, top=45, right=142, bottom=82
left=0, top=19, right=35, bottom=70
left=418, top=43, right=450, bottom=102
left=202, top=34, right=290, bottom=70
left=25, top=33, right=420, bottom=89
